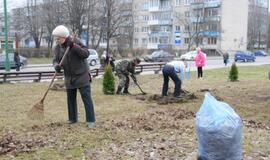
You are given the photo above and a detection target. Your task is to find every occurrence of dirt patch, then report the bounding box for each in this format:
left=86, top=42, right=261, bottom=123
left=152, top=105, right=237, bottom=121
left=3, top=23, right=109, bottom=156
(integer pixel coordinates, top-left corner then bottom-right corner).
left=135, top=89, right=198, bottom=105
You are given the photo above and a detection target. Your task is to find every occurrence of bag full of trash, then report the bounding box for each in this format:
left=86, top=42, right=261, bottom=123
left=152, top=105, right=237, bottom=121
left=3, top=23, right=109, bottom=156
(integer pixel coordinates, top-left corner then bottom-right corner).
left=196, top=92, right=242, bottom=160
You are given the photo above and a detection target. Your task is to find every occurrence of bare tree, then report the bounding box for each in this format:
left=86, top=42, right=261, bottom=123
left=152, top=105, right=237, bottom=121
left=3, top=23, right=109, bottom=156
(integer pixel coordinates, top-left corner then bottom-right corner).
left=64, top=0, right=89, bottom=35
left=248, top=4, right=268, bottom=50
left=25, top=0, right=44, bottom=48
left=102, top=0, right=132, bottom=63
left=10, top=8, right=27, bottom=48
left=42, top=0, right=65, bottom=49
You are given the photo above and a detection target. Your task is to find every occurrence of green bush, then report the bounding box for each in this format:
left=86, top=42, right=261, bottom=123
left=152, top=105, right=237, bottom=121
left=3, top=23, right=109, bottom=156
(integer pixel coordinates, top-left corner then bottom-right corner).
left=103, top=65, right=115, bottom=94
left=229, top=62, right=238, bottom=81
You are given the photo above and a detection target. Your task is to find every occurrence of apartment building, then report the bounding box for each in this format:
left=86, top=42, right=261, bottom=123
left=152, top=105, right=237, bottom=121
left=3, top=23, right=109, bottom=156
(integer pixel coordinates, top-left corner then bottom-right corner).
left=133, top=0, right=267, bottom=54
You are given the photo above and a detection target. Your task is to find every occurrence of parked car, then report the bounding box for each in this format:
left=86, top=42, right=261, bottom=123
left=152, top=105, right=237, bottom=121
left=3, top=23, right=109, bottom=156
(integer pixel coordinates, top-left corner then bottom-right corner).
left=87, top=49, right=99, bottom=66
left=144, top=50, right=174, bottom=62
left=180, top=50, right=197, bottom=61
left=254, top=50, right=267, bottom=56
left=0, top=53, right=28, bottom=69
left=234, top=51, right=255, bottom=62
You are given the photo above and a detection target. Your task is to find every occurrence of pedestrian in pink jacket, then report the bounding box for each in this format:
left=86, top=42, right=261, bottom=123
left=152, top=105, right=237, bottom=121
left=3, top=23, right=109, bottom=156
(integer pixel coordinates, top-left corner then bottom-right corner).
left=194, top=47, right=206, bottom=79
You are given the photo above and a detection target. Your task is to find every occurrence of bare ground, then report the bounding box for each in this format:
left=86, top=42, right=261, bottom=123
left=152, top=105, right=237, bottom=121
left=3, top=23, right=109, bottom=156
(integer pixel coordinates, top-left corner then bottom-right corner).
left=0, top=70, right=270, bottom=159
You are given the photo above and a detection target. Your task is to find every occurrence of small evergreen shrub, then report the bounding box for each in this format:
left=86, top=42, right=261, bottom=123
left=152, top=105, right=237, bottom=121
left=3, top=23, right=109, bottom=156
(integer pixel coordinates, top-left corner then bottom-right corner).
left=229, top=62, right=238, bottom=82
left=103, top=65, right=115, bottom=94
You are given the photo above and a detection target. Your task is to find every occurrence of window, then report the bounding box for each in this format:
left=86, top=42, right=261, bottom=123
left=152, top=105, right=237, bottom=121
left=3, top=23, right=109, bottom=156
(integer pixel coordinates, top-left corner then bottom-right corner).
left=142, top=27, right=149, bottom=32
left=134, top=27, right=139, bottom=32
left=208, top=37, right=217, bottom=44
left=184, top=38, right=190, bottom=44
left=184, top=0, right=190, bottom=5
left=142, top=38, right=148, bottom=44
left=143, top=15, right=149, bottom=21
left=185, top=11, right=190, bottom=17
left=176, top=0, right=181, bottom=6
left=143, top=3, right=149, bottom=10
left=184, top=25, right=190, bottom=31
left=175, top=26, right=181, bottom=31
left=134, top=39, right=139, bottom=45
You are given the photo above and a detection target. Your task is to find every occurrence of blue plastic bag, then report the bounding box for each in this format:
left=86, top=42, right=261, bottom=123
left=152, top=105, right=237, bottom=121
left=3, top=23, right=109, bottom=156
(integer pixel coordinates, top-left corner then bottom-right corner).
left=196, top=92, right=242, bottom=160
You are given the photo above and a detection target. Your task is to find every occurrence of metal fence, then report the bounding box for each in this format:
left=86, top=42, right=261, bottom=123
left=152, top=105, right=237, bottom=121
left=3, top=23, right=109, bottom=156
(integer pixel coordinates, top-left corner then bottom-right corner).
left=0, top=62, right=165, bottom=83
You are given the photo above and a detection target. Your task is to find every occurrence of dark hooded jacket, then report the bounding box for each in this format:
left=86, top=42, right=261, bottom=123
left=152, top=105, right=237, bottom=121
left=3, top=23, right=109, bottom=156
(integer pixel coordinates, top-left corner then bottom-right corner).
left=53, top=37, right=90, bottom=89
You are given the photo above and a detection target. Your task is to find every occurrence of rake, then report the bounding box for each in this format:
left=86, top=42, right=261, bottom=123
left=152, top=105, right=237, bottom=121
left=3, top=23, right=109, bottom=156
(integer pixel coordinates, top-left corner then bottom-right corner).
left=28, top=46, right=70, bottom=119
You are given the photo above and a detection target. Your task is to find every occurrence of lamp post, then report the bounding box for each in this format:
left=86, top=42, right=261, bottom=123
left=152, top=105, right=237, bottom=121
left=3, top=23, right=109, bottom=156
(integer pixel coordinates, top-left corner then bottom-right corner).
left=4, top=0, right=10, bottom=71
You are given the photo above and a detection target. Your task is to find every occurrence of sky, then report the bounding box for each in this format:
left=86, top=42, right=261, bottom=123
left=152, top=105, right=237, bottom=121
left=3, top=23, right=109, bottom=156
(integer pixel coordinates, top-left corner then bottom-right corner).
left=1, top=0, right=270, bottom=13
left=0, top=0, right=27, bottom=12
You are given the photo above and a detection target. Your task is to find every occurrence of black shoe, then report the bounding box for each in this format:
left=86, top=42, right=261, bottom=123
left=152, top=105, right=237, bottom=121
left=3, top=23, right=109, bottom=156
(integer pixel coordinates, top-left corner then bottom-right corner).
left=123, top=91, right=131, bottom=95
left=66, top=120, right=77, bottom=124
left=174, top=95, right=183, bottom=98
left=116, top=86, right=122, bottom=94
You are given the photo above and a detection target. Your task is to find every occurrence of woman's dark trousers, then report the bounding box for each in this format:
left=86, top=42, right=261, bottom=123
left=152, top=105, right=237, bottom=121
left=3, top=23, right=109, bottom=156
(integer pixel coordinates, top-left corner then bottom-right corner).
left=162, top=65, right=181, bottom=97
left=66, top=85, right=95, bottom=123
left=197, top=67, right=203, bottom=78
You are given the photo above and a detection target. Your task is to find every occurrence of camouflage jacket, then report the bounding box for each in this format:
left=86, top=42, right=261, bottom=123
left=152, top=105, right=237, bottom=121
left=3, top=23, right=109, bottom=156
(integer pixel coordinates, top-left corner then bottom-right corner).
left=115, top=60, right=135, bottom=75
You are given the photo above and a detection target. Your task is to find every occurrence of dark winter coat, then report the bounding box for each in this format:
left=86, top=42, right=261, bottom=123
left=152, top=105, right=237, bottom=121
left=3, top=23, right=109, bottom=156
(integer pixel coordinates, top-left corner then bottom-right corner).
left=53, top=37, right=90, bottom=89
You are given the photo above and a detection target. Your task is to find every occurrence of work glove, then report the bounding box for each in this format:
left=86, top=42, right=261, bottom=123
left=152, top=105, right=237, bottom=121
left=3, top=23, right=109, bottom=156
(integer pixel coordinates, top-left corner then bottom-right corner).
left=63, top=38, right=74, bottom=48
left=54, top=64, right=62, bottom=73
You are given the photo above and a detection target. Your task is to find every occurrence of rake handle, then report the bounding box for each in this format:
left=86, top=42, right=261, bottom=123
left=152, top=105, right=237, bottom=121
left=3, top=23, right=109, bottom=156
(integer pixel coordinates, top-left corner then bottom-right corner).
left=40, top=46, right=70, bottom=101
left=131, top=75, right=146, bottom=94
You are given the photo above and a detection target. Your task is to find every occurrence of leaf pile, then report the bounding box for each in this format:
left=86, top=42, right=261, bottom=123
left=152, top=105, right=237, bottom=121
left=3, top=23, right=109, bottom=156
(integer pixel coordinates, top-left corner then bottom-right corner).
left=0, top=131, right=46, bottom=156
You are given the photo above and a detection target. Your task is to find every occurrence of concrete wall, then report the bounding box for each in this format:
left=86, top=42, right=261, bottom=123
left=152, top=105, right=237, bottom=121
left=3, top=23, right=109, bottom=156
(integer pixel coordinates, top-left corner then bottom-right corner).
left=220, top=0, right=248, bottom=51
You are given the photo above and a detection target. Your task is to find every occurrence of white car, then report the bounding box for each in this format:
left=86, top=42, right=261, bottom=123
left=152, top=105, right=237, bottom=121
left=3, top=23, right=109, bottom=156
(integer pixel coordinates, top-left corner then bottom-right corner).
left=180, top=51, right=197, bottom=61
left=87, top=49, right=99, bottom=66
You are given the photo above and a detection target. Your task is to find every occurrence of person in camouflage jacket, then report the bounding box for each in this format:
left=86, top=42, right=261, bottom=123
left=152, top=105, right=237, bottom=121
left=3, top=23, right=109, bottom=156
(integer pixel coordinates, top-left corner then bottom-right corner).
left=115, top=57, right=141, bottom=94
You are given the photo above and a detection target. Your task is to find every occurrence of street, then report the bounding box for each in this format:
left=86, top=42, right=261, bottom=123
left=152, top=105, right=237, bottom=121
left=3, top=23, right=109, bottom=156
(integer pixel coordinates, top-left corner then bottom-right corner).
left=19, top=56, right=270, bottom=72
left=1, top=56, right=270, bottom=73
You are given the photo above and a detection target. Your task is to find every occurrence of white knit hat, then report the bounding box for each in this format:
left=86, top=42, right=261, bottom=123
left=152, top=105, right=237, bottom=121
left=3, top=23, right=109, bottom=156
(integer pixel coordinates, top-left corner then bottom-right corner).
left=52, top=25, right=70, bottom=38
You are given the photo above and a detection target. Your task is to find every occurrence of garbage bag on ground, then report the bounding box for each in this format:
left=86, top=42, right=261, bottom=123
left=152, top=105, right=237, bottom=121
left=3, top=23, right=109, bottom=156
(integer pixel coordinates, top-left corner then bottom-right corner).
left=196, top=92, right=242, bottom=160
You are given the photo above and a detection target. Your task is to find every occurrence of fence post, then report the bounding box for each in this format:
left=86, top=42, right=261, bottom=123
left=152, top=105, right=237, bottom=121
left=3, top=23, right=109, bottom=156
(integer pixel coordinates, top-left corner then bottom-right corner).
left=3, top=74, right=7, bottom=82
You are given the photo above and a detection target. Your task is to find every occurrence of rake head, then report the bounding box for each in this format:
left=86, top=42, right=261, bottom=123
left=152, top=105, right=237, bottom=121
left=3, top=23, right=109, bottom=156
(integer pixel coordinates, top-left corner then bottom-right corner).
left=27, top=100, right=44, bottom=120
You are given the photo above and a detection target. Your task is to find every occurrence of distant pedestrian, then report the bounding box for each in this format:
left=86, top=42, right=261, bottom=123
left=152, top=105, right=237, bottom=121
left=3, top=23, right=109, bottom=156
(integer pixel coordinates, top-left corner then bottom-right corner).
left=223, top=52, right=229, bottom=66
left=162, top=60, right=187, bottom=98
left=194, top=47, right=206, bottom=79
left=14, top=51, right=20, bottom=71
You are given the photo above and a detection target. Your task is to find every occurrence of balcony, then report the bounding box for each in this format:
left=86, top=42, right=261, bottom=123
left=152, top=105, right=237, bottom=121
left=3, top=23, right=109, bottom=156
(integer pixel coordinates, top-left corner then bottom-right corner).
left=191, top=1, right=221, bottom=9
left=204, top=1, right=221, bottom=8
left=147, top=43, right=172, bottom=49
left=149, top=6, right=159, bottom=12
left=149, top=6, right=172, bottom=12
left=202, top=31, right=220, bottom=37
left=190, top=17, right=204, bottom=23
left=204, top=16, right=220, bottom=22
left=148, top=19, right=172, bottom=26
left=147, top=43, right=159, bottom=49
left=149, top=32, right=171, bottom=37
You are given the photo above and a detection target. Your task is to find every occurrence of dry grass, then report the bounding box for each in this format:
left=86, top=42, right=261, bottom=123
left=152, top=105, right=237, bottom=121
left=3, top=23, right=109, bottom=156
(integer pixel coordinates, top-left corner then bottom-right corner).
left=0, top=64, right=269, bottom=159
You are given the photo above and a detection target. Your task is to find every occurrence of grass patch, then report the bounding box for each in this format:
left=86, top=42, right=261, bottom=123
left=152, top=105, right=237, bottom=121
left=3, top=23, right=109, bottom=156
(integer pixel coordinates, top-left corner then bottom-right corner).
left=0, top=65, right=269, bottom=159
left=28, top=57, right=52, bottom=64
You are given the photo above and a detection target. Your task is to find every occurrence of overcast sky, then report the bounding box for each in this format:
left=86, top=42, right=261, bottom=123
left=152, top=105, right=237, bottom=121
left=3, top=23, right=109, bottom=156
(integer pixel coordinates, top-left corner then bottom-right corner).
left=1, top=0, right=270, bottom=12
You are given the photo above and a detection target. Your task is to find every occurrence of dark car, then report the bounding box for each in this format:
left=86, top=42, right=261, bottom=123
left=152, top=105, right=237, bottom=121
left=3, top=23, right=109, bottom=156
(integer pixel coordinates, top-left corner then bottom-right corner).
left=234, top=51, right=255, bottom=62
left=254, top=50, right=267, bottom=57
left=144, top=50, right=174, bottom=62
left=0, top=53, right=28, bottom=69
